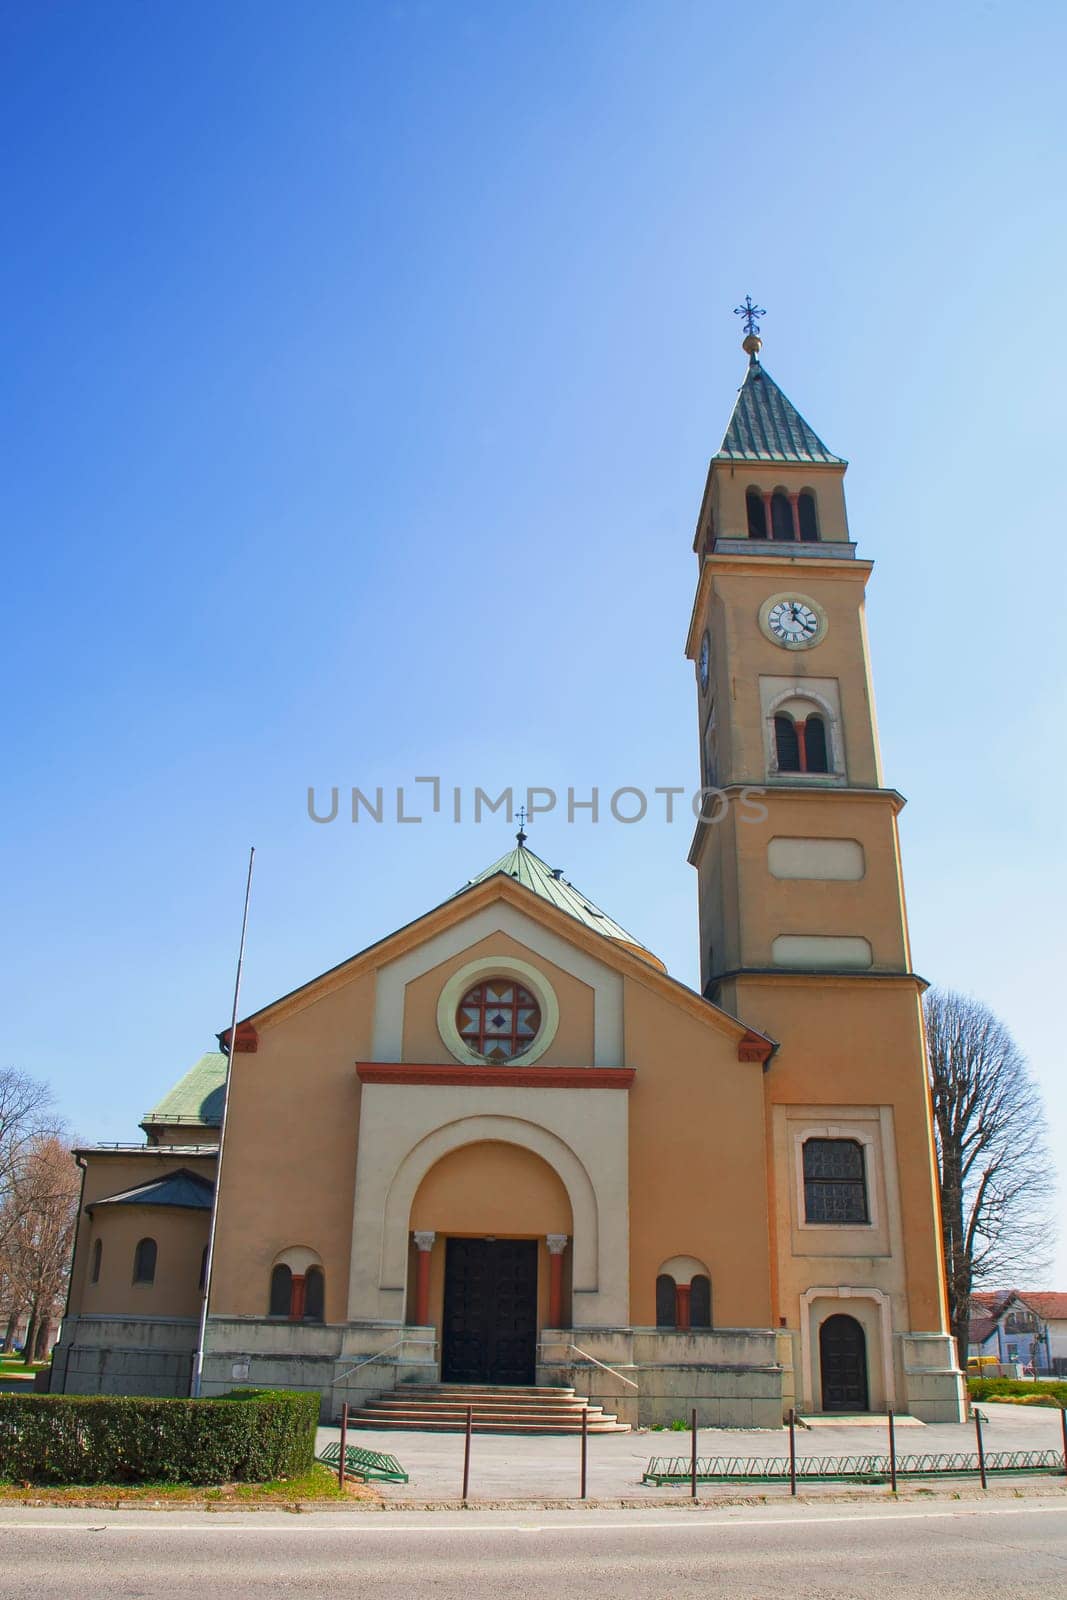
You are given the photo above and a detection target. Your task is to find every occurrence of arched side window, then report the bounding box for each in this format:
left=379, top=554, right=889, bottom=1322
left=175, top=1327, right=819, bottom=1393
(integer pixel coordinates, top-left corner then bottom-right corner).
left=774, top=714, right=802, bottom=772
left=746, top=489, right=768, bottom=539
left=775, top=709, right=832, bottom=775
left=304, top=1266, right=325, bottom=1323
left=655, top=1274, right=676, bottom=1329
left=132, top=1237, right=157, bottom=1285
left=798, top=490, right=819, bottom=542
left=268, top=1263, right=292, bottom=1317
left=690, top=1274, right=712, bottom=1329
left=771, top=491, right=794, bottom=541
left=199, top=1245, right=208, bottom=1291
left=803, top=1138, right=869, bottom=1224
left=91, top=1238, right=103, bottom=1285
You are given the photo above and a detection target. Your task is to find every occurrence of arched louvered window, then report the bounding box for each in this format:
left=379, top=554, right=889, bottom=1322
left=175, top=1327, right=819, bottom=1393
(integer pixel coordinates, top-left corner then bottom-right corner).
left=304, top=1266, right=325, bottom=1322
left=269, top=1263, right=292, bottom=1317
left=798, top=490, right=819, bottom=542
left=690, top=1275, right=712, bottom=1329
left=132, top=1237, right=157, bottom=1285
left=746, top=489, right=768, bottom=539
left=656, top=1274, right=677, bottom=1329
left=91, top=1238, right=103, bottom=1285
left=805, top=715, right=829, bottom=773
left=771, top=491, right=795, bottom=540
left=775, top=714, right=802, bottom=772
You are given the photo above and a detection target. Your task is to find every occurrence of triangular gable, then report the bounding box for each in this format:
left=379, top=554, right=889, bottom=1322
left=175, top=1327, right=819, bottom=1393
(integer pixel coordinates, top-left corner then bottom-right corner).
left=88, top=1168, right=215, bottom=1211
left=221, top=871, right=773, bottom=1063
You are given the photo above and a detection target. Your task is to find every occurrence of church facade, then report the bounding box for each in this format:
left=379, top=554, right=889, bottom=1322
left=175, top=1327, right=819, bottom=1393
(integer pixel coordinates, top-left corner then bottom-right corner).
left=52, top=331, right=966, bottom=1425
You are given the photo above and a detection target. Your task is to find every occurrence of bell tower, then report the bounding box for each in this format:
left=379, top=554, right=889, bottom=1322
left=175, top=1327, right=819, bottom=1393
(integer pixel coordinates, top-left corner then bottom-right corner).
left=685, top=305, right=962, bottom=1417
left=687, top=306, right=910, bottom=1014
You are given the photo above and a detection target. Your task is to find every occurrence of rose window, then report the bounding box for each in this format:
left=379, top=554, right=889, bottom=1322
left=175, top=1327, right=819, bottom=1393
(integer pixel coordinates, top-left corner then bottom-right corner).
left=455, top=978, right=542, bottom=1063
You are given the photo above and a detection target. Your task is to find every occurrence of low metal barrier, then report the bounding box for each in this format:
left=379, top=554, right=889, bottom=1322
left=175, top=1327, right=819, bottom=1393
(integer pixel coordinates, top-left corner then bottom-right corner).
left=318, top=1440, right=409, bottom=1484
left=642, top=1447, right=1064, bottom=1486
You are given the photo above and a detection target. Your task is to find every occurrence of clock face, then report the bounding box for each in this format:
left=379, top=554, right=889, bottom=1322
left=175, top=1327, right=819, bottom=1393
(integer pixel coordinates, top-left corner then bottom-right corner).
left=765, top=597, right=824, bottom=649
left=698, top=631, right=710, bottom=692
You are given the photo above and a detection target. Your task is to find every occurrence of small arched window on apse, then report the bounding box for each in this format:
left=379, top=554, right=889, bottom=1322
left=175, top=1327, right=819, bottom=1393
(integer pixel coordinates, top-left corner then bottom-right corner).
left=90, top=1238, right=103, bottom=1285
left=132, top=1237, right=157, bottom=1285
left=798, top=490, right=819, bottom=542
left=771, top=490, right=794, bottom=541
left=656, top=1274, right=676, bottom=1329
left=775, top=708, right=831, bottom=775
left=304, top=1265, right=325, bottom=1323
left=746, top=489, right=768, bottom=540
left=268, top=1263, right=292, bottom=1317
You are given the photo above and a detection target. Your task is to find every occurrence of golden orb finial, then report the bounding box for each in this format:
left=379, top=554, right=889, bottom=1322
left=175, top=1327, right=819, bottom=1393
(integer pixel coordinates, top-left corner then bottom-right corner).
left=742, top=332, right=762, bottom=358
left=734, top=296, right=766, bottom=362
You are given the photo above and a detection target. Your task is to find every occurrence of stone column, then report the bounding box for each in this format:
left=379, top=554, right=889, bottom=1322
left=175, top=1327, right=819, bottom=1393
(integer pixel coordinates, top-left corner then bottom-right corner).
left=546, top=1235, right=569, bottom=1328
left=675, top=1282, right=691, bottom=1331
left=413, top=1232, right=436, bottom=1326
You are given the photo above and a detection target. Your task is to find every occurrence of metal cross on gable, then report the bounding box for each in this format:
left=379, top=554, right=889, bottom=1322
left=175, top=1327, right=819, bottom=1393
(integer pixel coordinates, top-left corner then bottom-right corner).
left=734, top=295, right=766, bottom=337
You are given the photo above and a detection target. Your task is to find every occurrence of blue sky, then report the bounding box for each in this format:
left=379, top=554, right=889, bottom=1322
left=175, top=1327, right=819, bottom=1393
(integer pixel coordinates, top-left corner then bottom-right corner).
left=3, top=1, right=1065, bottom=1281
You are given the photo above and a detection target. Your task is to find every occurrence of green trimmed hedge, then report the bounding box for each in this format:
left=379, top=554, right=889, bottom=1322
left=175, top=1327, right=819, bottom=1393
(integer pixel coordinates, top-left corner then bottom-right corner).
left=968, top=1377, right=1067, bottom=1408
left=0, top=1389, right=319, bottom=1485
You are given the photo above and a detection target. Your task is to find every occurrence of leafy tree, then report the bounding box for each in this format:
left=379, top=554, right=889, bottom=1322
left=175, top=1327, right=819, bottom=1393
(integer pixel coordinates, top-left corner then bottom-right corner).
left=925, top=989, right=1055, bottom=1363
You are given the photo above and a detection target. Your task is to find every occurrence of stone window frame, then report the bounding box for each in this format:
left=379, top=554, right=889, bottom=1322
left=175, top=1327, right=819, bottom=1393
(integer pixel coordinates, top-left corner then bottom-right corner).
left=793, top=1124, right=879, bottom=1233
left=437, top=956, right=560, bottom=1068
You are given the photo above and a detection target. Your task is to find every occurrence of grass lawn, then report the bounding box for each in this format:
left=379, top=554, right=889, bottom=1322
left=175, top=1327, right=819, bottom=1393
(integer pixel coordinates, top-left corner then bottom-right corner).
left=0, top=1461, right=376, bottom=1506
left=0, top=1359, right=46, bottom=1375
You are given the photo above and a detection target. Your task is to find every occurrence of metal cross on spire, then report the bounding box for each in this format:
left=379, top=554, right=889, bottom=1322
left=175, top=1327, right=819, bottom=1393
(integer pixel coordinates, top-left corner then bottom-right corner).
left=733, top=295, right=766, bottom=338
left=516, top=805, right=528, bottom=846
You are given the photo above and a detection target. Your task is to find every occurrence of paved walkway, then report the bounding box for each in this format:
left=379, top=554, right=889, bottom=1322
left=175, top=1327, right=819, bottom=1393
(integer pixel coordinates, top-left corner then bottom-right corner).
left=316, top=1401, right=1066, bottom=1503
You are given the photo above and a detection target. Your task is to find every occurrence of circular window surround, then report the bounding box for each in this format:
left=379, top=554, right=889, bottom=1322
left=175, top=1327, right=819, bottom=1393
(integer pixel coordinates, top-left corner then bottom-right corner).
left=437, top=957, right=560, bottom=1068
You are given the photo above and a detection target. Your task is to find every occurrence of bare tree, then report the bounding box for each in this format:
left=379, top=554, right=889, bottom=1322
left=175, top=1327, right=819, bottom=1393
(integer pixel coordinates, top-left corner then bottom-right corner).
left=0, top=1068, right=58, bottom=1253
left=925, top=988, right=1055, bottom=1362
left=2, top=1136, right=80, bottom=1362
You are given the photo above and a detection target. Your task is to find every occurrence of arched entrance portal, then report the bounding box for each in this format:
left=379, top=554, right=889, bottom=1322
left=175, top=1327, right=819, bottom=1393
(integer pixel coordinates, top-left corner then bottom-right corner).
left=819, top=1313, right=869, bottom=1412
left=408, top=1140, right=573, bottom=1386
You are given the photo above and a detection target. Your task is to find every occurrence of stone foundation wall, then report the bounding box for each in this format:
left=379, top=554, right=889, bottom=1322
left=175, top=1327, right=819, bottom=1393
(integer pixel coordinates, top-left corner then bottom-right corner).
left=537, top=1327, right=791, bottom=1428
left=50, top=1316, right=198, bottom=1398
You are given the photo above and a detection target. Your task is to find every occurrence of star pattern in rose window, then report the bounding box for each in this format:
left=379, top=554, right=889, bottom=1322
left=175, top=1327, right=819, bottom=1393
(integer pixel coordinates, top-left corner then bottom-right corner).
left=456, top=979, right=542, bottom=1062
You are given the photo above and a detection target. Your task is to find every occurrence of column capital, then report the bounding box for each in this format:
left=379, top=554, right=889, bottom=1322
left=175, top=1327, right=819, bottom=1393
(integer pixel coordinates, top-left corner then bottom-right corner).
left=546, top=1234, right=569, bottom=1256
left=413, top=1231, right=436, bottom=1253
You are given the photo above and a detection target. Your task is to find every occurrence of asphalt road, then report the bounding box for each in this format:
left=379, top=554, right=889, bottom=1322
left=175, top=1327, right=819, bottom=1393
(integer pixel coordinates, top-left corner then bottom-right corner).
left=2, top=1500, right=1066, bottom=1599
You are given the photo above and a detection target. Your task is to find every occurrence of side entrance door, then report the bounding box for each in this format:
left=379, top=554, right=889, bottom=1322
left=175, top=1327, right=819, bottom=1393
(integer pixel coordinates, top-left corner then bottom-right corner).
left=819, top=1313, right=870, bottom=1412
left=441, top=1238, right=538, bottom=1385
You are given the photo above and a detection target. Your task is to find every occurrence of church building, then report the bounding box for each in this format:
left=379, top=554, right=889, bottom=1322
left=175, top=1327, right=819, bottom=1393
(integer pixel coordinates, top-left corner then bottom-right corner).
left=52, top=323, right=966, bottom=1426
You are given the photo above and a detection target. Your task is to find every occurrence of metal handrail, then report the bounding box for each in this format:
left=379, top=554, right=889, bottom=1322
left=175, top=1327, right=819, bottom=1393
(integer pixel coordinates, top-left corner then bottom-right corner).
left=540, top=1340, right=639, bottom=1391
left=332, top=1337, right=437, bottom=1385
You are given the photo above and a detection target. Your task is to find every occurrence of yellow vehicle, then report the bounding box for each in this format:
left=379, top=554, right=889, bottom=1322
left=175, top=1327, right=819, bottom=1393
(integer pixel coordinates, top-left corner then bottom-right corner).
left=968, top=1355, right=1000, bottom=1371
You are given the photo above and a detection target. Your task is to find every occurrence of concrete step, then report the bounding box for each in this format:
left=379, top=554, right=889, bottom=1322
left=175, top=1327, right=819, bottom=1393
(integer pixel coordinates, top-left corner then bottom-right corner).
left=357, top=1404, right=614, bottom=1423
left=348, top=1415, right=630, bottom=1434
left=343, top=1381, right=631, bottom=1434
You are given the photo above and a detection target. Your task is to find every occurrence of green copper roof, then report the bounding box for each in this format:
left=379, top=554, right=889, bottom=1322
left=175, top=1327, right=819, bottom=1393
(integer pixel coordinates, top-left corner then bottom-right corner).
left=89, top=1168, right=215, bottom=1211
left=456, top=841, right=662, bottom=967
left=143, top=1052, right=226, bottom=1129
left=715, top=359, right=843, bottom=466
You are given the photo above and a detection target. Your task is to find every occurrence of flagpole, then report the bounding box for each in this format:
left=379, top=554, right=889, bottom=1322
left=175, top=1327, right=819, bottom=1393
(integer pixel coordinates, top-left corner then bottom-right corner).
left=190, top=845, right=255, bottom=1399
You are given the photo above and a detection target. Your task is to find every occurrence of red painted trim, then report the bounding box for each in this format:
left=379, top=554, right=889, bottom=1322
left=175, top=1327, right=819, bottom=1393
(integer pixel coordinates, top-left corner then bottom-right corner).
left=738, top=1030, right=774, bottom=1064
left=355, top=1062, right=636, bottom=1089
left=221, top=1021, right=259, bottom=1054
left=549, top=1250, right=564, bottom=1328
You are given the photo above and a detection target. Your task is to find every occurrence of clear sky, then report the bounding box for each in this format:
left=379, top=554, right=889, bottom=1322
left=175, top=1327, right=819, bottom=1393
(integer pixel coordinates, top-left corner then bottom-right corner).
left=4, top=2, right=1065, bottom=1282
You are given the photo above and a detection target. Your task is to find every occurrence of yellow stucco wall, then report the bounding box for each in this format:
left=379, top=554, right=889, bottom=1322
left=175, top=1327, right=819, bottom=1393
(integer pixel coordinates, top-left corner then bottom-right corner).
left=208, top=969, right=375, bottom=1322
